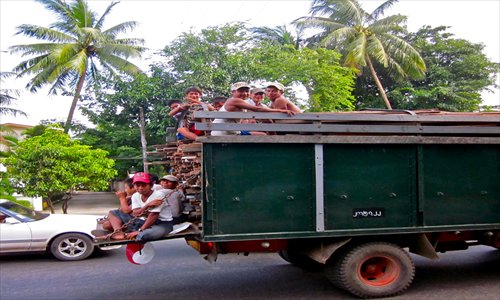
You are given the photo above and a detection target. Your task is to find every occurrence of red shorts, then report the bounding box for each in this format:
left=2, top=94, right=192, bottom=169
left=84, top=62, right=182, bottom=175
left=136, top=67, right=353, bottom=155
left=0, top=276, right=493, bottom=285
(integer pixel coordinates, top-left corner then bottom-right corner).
left=189, top=124, right=204, bottom=136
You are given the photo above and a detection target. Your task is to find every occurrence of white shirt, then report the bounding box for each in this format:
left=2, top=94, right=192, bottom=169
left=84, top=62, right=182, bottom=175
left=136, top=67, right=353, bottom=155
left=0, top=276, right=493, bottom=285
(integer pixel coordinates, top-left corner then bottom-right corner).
left=245, top=98, right=269, bottom=108
left=159, top=188, right=185, bottom=218
left=131, top=190, right=173, bottom=221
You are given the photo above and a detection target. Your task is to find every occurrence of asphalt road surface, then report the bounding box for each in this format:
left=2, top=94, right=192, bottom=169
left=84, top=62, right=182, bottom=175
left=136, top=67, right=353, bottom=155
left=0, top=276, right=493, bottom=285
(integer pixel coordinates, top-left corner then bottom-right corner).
left=1, top=239, right=499, bottom=300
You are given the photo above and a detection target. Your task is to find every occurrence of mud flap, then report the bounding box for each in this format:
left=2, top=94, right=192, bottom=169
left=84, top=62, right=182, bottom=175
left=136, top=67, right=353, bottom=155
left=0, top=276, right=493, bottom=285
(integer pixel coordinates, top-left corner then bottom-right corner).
left=410, top=233, right=439, bottom=260
left=307, top=238, right=351, bottom=264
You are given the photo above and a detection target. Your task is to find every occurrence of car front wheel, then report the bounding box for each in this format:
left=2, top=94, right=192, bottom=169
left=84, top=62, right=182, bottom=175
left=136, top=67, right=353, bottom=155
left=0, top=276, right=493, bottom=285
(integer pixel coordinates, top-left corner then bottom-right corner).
left=50, top=233, right=95, bottom=261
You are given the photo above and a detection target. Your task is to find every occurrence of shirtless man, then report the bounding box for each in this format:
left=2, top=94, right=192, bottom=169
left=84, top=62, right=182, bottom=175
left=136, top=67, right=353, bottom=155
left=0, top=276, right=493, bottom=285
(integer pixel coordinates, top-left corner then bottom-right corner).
left=211, top=82, right=295, bottom=136
left=266, top=82, right=302, bottom=113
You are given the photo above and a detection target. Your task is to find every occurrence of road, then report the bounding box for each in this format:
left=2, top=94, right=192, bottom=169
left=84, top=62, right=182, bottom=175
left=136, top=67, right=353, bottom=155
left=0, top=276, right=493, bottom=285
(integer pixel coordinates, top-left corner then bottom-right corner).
left=1, top=239, right=499, bottom=300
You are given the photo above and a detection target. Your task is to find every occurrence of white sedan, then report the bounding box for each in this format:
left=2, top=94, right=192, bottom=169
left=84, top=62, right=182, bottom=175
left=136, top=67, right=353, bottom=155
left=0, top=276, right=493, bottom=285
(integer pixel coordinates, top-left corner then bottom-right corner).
left=0, top=199, right=113, bottom=261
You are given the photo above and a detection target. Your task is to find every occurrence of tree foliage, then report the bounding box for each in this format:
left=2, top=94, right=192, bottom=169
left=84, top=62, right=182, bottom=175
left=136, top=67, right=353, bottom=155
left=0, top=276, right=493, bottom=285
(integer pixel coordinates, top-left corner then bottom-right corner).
left=295, top=0, right=426, bottom=109
left=250, top=25, right=304, bottom=49
left=249, top=45, right=356, bottom=111
left=79, top=70, right=178, bottom=176
left=162, top=22, right=258, bottom=97
left=9, top=0, right=145, bottom=132
left=354, top=26, right=500, bottom=111
left=0, top=72, right=26, bottom=117
left=4, top=126, right=117, bottom=208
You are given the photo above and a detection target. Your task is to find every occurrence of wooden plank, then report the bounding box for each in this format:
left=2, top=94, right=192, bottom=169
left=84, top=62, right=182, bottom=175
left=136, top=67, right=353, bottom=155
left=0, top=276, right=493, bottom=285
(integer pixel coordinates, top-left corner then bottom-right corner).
left=193, top=111, right=500, bottom=123
left=197, top=135, right=500, bottom=144
left=195, top=122, right=500, bottom=135
left=179, top=142, right=202, bottom=152
left=144, top=161, right=172, bottom=166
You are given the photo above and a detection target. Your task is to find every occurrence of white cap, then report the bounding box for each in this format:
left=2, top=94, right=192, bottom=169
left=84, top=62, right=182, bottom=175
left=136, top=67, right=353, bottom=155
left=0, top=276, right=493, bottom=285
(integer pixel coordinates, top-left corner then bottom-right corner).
left=266, top=82, right=285, bottom=92
left=161, top=175, right=179, bottom=182
left=231, top=82, right=251, bottom=91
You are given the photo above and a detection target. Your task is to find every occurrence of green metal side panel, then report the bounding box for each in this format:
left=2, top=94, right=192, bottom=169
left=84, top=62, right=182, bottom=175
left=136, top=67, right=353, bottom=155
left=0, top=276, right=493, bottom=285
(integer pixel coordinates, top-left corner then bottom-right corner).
left=323, top=145, right=416, bottom=230
left=203, top=143, right=315, bottom=236
left=421, top=145, right=500, bottom=226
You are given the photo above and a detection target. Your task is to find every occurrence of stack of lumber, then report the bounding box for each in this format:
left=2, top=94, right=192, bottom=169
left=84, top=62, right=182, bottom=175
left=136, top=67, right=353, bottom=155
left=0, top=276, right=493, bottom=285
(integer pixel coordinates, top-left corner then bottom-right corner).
left=150, top=141, right=203, bottom=223
left=146, top=144, right=178, bottom=165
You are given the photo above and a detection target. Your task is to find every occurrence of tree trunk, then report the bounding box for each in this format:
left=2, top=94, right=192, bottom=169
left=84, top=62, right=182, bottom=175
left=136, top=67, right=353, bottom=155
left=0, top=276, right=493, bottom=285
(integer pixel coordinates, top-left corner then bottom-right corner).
left=366, top=55, right=392, bottom=110
left=45, top=195, right=55, bottom=214
left=139, top=107, right=149, bottom=173
left=61, top=192, right=72, bottom=214
left=64, top=68, right=87, bottom=133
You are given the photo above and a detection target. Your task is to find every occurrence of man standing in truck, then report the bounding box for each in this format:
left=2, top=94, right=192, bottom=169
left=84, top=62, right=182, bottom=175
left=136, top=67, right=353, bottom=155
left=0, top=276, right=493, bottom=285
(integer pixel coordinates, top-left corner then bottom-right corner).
left=266, top=82, right=302, bottom=113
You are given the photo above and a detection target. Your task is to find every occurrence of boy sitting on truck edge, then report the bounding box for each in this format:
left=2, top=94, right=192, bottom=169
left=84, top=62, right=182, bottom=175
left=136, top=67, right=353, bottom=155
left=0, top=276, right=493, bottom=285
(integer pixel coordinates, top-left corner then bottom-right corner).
left=169, top=86, right=216, bottom=141
left=124, top=172, right=175, bottom=242
left=99, top=177, right=136, bottom=235
left=211, top=96, right=227, bottom=111
left=159, top=175, right=187, bottom=224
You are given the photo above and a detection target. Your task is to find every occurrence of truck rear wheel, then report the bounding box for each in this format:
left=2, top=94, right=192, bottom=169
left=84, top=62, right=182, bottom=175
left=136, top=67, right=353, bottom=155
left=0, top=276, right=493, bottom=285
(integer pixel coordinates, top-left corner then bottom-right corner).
left=278, top=249, right=324, bottom=271
left=325, top=242, right=415, bottom=298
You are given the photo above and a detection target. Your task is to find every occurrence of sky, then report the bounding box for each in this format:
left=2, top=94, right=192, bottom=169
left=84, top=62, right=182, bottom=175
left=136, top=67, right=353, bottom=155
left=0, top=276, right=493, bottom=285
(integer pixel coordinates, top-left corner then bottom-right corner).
left=1, top=0, right=499, bottom=126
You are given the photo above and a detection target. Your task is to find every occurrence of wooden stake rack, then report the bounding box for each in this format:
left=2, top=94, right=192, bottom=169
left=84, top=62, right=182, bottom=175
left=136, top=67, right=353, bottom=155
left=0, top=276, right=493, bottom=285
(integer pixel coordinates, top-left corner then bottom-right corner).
left=145, top=110, right=499, bottom=227
left=193, top=110, right=500, bottom=136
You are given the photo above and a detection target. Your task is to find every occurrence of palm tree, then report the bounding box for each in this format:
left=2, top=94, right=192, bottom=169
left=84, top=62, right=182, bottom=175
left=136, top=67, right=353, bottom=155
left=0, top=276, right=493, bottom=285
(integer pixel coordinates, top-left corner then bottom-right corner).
left=0, top=72, right=26, bottom=118
left=295, top=0, right=426, bottom=109
left=9, top=0, right=145, bottom=132
left=250, top=25, right=304, bottom=49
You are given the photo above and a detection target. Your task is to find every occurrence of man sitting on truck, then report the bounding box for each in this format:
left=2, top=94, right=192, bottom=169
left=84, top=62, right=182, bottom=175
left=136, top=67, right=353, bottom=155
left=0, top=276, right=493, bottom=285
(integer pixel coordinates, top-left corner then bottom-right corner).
left=98, top=177, right=136, bottom=238
left=168, top=87, right=216, bottom=140
left=211, top=96, right=227, bottom=111
left=124, top=172, right=175, bottom=242
left=210, top=82, right=296, bottom=136
left=159, top=175, right=187, bottom=224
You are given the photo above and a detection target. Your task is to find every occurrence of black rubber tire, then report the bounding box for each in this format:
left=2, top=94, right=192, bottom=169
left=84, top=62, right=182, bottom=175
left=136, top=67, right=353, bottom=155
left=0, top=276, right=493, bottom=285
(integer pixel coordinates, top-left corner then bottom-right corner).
left=50, top=233, right=95, bottom=261
left=324, top=250, right=346, bottom=289
left=278, top=250, right=291, bottom=262
left=278, top=249, right=324, bottom=272
left=325, top=242, right=415, bottom=298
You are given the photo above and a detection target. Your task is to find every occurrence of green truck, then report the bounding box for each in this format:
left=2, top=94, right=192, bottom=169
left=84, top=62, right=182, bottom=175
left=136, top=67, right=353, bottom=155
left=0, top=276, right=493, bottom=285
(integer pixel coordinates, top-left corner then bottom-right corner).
left=187, top=110, right=500, bottom=298
left=107, top=110, right=500, bottom=298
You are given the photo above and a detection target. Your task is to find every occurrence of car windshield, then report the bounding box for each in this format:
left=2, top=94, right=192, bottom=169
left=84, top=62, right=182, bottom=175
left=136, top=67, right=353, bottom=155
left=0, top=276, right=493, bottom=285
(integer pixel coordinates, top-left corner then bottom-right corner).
left=0, top=200, right=48, bottom=222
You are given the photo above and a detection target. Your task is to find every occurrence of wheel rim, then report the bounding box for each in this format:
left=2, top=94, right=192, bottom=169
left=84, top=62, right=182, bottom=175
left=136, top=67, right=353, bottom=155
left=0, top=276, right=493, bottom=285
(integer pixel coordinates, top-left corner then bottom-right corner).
left=358, top=255, right=400, bottom=286
left=58, top=237, right=88, bottom=258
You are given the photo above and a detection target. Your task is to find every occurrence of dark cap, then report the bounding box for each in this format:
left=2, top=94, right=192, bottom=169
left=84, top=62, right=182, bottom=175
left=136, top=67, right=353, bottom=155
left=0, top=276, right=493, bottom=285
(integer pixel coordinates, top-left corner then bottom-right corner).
left=212, top=96, right=227, bottom=103
left=167, top=99, right=183, bottom=107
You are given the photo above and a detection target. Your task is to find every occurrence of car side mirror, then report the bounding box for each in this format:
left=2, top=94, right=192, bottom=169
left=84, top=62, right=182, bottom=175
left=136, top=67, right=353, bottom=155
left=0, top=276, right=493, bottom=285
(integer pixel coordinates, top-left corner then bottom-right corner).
left=3, top=217, right=21, bottom=224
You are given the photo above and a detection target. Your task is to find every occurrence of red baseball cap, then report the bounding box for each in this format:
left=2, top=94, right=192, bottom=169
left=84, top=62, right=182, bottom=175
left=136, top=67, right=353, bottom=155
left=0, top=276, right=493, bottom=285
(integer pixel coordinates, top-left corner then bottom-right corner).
left=132, top=172, right=151, bottom=184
